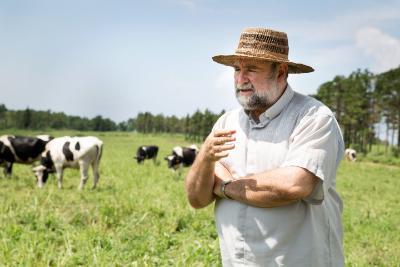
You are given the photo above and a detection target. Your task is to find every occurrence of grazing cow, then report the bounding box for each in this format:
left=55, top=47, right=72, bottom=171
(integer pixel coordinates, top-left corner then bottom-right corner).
left=165, top=145, right=199, bottom=170
left=134, top=145, right=159, bottom=164
left=344, top=148, right=357, bottom=161
left=0, top=135, right=53, bottom=176
left=32, top=136, right=103, bottom=189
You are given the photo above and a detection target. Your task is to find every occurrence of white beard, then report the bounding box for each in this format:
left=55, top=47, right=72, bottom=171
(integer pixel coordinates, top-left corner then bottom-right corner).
left=235, top=80, right=280, bottom=111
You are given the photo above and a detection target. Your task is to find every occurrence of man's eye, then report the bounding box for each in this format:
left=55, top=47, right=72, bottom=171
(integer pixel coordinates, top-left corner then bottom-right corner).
left=234, top=68, right=240, bottom=71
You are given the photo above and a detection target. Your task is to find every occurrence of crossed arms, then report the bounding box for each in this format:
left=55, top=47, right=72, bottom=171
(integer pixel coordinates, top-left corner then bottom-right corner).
left=185, top=130, right=319, bottom=209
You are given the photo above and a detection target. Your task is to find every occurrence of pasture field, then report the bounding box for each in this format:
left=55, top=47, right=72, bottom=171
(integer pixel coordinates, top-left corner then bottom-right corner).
left=0, top=131, right=399, bottom=266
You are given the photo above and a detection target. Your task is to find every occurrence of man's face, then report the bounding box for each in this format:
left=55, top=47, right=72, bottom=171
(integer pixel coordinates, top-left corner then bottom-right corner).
left=233, top=60, right=282, bottom=111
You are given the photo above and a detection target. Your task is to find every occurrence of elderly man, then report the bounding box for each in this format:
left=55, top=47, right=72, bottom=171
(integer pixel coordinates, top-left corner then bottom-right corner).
left=185, top=27, right=344, bottom=266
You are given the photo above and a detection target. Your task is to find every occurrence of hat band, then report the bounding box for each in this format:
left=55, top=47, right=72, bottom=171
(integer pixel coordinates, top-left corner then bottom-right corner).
left=234, top=49, right=289, bottom=62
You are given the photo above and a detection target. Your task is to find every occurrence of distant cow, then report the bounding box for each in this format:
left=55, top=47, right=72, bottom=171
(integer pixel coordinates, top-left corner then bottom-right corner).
left=0, top=135, right=53, bottom=176
left=345, top=148, right=357, bottom=161
left=165, top=145, right=199, bottom=170
left=134, top=145, right=159, bottom=164
left=32, top=136, right=103, bottom=189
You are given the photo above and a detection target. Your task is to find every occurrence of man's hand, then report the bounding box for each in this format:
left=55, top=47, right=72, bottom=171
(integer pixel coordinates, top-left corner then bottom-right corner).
left=200, top=129, right=236, bottom=162
left=184, top=129, right=235, bottom=209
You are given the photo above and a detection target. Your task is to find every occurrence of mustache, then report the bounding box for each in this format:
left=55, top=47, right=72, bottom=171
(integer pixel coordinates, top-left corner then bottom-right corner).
left=236, top=83, right=254, bottom=91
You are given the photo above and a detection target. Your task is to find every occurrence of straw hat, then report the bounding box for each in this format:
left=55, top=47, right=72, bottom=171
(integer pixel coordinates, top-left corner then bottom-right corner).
left=212, top=27, right=314, bottom=74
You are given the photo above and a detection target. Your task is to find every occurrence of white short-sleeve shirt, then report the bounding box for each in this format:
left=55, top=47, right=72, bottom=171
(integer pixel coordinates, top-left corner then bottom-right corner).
left=213, top=85, right=344, bottom=267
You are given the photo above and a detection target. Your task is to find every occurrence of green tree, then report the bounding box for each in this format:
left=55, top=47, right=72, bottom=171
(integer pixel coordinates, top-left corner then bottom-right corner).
left=376, top=67, right=400, bottom=151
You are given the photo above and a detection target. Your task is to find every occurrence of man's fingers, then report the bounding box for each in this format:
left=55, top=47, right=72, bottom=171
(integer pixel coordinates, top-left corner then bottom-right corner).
left=214, top=136, right=236, bottom=145
left=213, top=129, right=236, bottom=137
left=216, top=143, right=235, bottom=152
left=215, top=151, right=230, bottom=159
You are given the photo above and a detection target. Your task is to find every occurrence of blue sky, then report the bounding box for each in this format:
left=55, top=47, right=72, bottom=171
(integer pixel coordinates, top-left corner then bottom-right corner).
left=1, top=0, right=399, bottom=122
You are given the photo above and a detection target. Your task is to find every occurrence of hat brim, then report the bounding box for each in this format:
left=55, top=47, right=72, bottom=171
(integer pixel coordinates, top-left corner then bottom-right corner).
left=212, top=54, right=314, bottom=74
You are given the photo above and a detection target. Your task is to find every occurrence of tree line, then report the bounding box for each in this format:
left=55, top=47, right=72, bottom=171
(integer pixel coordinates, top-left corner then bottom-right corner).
left=0, top=105, right=223, bottom=141
left=121, top=109, right=224, bottom=141
left=313, top=67, right=400, bottom=155
left=0, top=106, right=119, bottom=131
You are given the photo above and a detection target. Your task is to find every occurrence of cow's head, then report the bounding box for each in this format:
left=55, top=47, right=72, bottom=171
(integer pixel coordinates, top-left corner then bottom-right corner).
left=32, top=151, right=54, bottom=188
left=32, top=165, right=51, bottom=188
left=134, top=147, right=147, bottom=164
left=134, top=155, right=145, bottom=164
left=164, top=155, right=182, bottom=170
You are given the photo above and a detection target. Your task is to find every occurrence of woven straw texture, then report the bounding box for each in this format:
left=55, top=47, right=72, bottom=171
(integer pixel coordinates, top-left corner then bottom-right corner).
left=212, top=28, right=314, bottom=74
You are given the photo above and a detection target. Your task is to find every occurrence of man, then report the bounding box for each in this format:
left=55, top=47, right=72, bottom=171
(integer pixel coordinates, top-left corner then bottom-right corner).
left=185, top=27, right=344, bottom=266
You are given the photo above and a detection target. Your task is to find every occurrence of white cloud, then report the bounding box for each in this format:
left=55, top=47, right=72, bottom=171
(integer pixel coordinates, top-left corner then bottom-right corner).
left=356, top=27, right=400, bottom=73
left=284, top=5, right=400, bottom=43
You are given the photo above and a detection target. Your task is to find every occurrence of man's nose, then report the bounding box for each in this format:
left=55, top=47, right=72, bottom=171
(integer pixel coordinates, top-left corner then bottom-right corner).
left=235, top=71, right=249, bottom=85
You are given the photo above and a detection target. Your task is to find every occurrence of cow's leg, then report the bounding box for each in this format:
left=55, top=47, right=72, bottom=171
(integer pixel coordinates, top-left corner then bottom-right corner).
left=55, top=165, right=64, bottom=189
left=91, top=160, right=100, bottom=189
left=37, top=176, right=44, bottom=188
left=37, top=171, right=45, bottom=188
left=78, top=162, right=89, bottom=190
left=4, top=162, right=12, bottom=177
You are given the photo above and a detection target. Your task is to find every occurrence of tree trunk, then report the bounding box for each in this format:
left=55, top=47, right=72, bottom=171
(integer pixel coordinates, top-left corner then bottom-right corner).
left=391, top=123, right=395, bottom=151
left=376, top=122, right=380, bottom=153
left=398, top=112, right=400, bottom=150
left=386, top=120, right=389, bottom=155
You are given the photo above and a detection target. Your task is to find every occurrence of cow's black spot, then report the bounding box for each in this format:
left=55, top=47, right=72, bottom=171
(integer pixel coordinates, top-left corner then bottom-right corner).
left=62, top=142, right=74, bottom=161
left=181, top=147, right=197, bottom=166
left=166, top=146, right=197, bottom=169
left=9, top=136, right=47, bottom=162
left=41, top=151, right=54, bottom=170
left=75, top=142, right=80, bottom=151
left=0, top=141, right=15, bottom=162
left=42, top=170, right=49, bottom=183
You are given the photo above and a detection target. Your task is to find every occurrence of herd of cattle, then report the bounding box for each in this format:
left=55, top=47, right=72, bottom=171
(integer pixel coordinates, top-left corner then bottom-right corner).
left=1, top=134, right=357, bottom=190
left=0, top=134, right=199, bottom=189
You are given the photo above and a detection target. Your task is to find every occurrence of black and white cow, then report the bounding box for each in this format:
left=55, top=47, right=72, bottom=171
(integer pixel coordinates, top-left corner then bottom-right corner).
left=134, top=145, right=159, bottom=164
left=165, top=145, right=199, bottom=170
left=0, top=135, right=53, bottom=176
left=32, top=136, right=103, bottom=189
left=345, top=148, right=357, bottom=162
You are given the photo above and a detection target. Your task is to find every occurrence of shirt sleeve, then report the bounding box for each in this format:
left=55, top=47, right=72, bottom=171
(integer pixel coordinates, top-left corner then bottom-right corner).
left=211, top=113, right=228, bottom=132
left=281, top=114, right=343, bottom=204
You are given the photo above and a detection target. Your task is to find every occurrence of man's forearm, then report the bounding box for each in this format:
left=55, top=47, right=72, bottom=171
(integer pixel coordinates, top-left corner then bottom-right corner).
left=185, top=129, right=236, bottom=209
left=185, top=152, right=216, bottom=209
left=222, top=167, right=318, bottom=208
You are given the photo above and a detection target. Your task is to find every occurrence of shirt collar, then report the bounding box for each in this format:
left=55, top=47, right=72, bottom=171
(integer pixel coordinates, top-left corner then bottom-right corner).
left=244, top=84, right=295, bottom=127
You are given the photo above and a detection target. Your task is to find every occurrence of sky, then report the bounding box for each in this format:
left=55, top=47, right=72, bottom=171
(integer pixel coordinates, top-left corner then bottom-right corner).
left=1, top=0, right=400, bottom=123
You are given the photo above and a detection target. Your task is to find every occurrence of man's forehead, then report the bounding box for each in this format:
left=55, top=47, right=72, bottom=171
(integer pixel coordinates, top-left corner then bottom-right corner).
left=233, top=59, right=272, bottom=69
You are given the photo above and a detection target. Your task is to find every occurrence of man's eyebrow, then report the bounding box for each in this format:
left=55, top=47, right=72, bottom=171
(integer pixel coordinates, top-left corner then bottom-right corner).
left=233, top=64, right=260, bottom=69
left=246, top=65, right=260, bottom=69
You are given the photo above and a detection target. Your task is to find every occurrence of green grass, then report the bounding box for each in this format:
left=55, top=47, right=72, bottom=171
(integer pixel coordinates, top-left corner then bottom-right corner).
left=0, top=131, right=399, bottom=266
left=358, top=145, right=400, bottom=166
left=339, top=161, right=400, bottom=266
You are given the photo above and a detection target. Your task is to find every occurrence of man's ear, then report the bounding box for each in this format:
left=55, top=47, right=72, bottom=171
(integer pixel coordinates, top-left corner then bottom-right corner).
left=278, top=63, right=288, bottom=80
